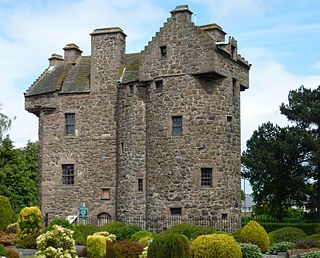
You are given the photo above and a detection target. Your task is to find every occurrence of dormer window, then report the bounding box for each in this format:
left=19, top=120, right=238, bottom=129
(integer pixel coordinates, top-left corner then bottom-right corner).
left=160, top=46, right=167, bottom=59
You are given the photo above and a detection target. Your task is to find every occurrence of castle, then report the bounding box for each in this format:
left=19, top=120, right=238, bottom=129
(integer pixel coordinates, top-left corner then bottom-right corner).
left=25, top=5, right=250, bottom=223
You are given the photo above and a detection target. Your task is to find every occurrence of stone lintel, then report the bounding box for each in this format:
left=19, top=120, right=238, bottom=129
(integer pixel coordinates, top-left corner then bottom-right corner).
left=90, top=27, right=127, bottom=37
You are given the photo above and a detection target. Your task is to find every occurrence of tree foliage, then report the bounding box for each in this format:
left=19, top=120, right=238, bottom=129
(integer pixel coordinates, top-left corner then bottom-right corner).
left=242, top=85, right=320, bottom=220
left=0, top=105, right=11, bottom=140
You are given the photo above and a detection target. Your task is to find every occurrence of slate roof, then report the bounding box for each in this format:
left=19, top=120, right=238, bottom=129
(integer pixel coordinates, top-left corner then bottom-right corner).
left=25, top=53, right=141, bottom=97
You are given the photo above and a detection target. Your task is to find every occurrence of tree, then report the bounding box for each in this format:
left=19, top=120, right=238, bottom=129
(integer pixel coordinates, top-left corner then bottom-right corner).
left=242, top=85, right=320, bottom=220
left=0, top=104, right=11, bottom=139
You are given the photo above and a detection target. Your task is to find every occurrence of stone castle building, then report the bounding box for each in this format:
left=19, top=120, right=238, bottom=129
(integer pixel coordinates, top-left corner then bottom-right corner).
left=25, top=5, right=250, bottom=222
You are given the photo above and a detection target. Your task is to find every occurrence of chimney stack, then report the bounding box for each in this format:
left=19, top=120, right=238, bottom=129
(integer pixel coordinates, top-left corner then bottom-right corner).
left=48, top=53, right=64, bottom=66
left=170, top=5, right=193, bottom=23
left=63, top=43, right=82, bottom=64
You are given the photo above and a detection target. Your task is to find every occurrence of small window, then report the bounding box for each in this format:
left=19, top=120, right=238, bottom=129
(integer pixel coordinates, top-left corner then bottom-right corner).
left=155, top=80, right=163, bottom=92
left=62, top=164, right=74, bottom=185
left=170, top=208, right=182, bottom=216
left=65, top=113, right=75, bottom=135
left=232, top=78, right=237, bottom=98
left=138, top=179, right=143, bottom=192
left=101, top=188, right=110, bottom=200
left=172, top=116, right=182, bottom=136
left=231, top=45, right=236, bottom=57
left=222, top=213, right=228, bottom=220
left=227, top=116, right=233, bottom=122
left=160, top=46, right=167, bottom=59
left=129, top=85, right=134, bottom=94
left=201, top=168, right=212, bottom=188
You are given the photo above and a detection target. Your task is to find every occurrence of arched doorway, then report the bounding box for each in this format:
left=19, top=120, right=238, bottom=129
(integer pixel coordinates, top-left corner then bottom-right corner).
left=97, top=212, right=111, bottom=225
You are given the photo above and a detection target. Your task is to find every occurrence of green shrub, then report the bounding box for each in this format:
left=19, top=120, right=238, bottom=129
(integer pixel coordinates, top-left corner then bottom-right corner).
left=308, top=235, right=320, bottom=241
left=240, top=243, right=262, bottom=258
left=267, top=241, right=295, bottom=254
left=6, top=223, right=18, bottom=234
left=259, top=222, right=319, bottom=235
left=148, top=232, right=190, bottom=258
left=93, top=231, right=116, bottom=242
left=0, top=196, right=14, bottom=231
left=130, top=230, right=157, bottom=241
left=101, top=222, right=141, bottom=240
left=18, top=206, right=42, bottom=236
left=268, top=227, right=306, bottom=244
left=16, top=233, right=39, bottom=249
left=4, top=247, right=19, bottom=258
left=87, top=235, right=106, bottom=258
left=241, top=220, right=270, bottom=252
left=111, top=240, right=144, bottom=258
left=165, top=223, right=218, bottom=240
left=0, top=244, right=5, bottom=256
left=43, top=218, right=73, bottom=232
left=233, top=228, right=242, bottom=243
left=35, top=225, right=77, bottom=257
left=73, top=224, right=100, bottom=245
left=303, top=251, right=320, bottom=258
left=191, top=233, right=241, bottom=258
left=295, top=239, right=320, bottom=249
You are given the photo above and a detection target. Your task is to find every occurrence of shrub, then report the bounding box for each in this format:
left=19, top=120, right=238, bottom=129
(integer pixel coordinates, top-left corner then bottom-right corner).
left=0, top=231, right=17, bottom=246
left=130, top=230, right=157, bottom=242
left=6, top=223, right=18, bottom=234
left=43, top=218, right=73, bottom=232
left=101, top=222, right=141, bottom=240
left=94, top=231, right=116, bottom=241
left=4, top=247, right=19, bottom=258
left=267, top=241, right=295, bottom=254
left=87, top=235, right=106, bottom=258
left=139, top=246, right=148, bottom=258
left=0, top=244, right=5, bottom=256
left=241, top=220, right=270, bottom=252
left=268, top=227, right=306, bottom=244
left=165, top=223, right=217, bottom=240
left=18, top=206, right=42, bottom=236
left=295, top=239, right=320, bottom=249
left=233, top=228, right=242, bottom=242
left=148, top=232, right=190, bottom=258
left=191, top=233, right=241, bottom=258
left=16, top=233, right=39, bottom=249
left=0, top=196, right=14, bottom=231
left=73, top=224, right=100, bottom=245
left=35, top=225, right=77, bottom=258
left=111, top=240, right=144, bottom=258
left=308, top=235, right=320, bottom=241
left=240, top=243, right=262, bottom=258
left=303, top=251, right=320, bottom=258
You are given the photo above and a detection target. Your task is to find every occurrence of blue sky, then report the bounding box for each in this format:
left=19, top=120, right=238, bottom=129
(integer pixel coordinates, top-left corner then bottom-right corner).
left=0, top=1, right=319, bottom=191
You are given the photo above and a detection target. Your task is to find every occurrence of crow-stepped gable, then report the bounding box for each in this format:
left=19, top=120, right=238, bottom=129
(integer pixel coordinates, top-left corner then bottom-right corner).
left=25, top=5, right=250, bottom=224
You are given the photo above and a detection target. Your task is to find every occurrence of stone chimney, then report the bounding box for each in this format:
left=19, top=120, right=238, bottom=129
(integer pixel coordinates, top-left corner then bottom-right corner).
left=199, top=24, right=226, bottom=42
left=63, top=43, right=82, bottom=64
left=170, top=5, right=193, bottom=23
left=90, top=27, right=126, bottom=92
left=48, top=53, right=64, bottom=66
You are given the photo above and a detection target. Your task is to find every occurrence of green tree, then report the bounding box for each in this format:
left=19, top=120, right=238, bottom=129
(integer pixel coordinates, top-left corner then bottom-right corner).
left=0, top=104, right=11, bottom=139
left=242, top=85, right=320, bottom=220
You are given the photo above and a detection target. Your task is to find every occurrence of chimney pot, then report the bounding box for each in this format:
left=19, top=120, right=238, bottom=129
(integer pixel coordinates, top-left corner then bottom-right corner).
left=63, top=43, right=82, bottom=64
left=48, top=53, right=64, bottom=66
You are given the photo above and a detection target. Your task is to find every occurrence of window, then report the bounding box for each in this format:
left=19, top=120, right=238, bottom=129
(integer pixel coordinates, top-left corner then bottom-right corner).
left=172, top=116, right=182, bottom=136
left=138, top=179, right=143, bottom=192
left=65, top=113, right=75, bottom=135
left=222, top=213, right=228, bottom=220
left=129, top=84, right=134, bottom=94
left=155, top=80, right=163, bottom=92
left=201, top=168, right=212, bottom=188
left=227, top=116, right=233, bottom=122
left=232, top=78, right=237, bottom=98
left=160, top=46, right=167, bottom=59
left=62, top=164, right=74, bottom=185
left=101, top=188, right=110, bottom=200
left=170, top=208, right=182, bottom=216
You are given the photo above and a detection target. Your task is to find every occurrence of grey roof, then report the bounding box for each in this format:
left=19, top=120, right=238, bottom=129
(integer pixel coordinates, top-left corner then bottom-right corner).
left=25, top=53, right=140, bottom=97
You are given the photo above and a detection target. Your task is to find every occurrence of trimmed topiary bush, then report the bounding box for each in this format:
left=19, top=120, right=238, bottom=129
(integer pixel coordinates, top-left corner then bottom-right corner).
left=43, top=218, right=73, bottom=232
left=165, top=223, right=217, bottom=240
left=36, top=225, right=77, bottom=258
left=73, top=224, right=100, bottom=245
left=101, top=222, right=141, bottom=240
left=303, top=251, right=320, bottom=258
left=111, top=240, right=144, bottom=258
left=191, top=233, right=241, bottom=258
left=87, top=235, right=106, bottom=258
left=267, top=241, right=295, bottom=254
left=240, top=243, right=262, bottom=258
left=93, top=231, right=117, bottom=242
left=147, top=232, right=190, bottom=258
left=18, top=206, right=42, bottom=236
left=268, top=227, right=306, bottom=244
left=241, top=220, right=270, bottom=252
left=0, top=196, right=14, bottom=231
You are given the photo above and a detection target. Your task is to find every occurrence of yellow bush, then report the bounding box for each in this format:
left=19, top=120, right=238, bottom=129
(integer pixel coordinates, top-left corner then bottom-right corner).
left=87, top=235, right=106, bottom=258
left=241, top=220, right=270, bottom=252
left=18, top=206, right=42, bottom=235
left=191, top=233, right=242, bottom=258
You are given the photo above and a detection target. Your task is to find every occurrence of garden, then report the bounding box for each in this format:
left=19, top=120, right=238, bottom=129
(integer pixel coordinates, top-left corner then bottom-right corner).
left=2, top=196, right=320, bottom=257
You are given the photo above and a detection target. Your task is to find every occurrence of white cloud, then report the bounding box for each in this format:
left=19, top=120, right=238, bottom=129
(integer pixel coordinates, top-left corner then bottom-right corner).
left=312, top=61, right=320, bottom=71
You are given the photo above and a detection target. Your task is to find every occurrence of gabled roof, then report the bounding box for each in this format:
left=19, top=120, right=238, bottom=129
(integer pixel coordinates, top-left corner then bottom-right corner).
left=25, top=53, right=141, bottom=97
